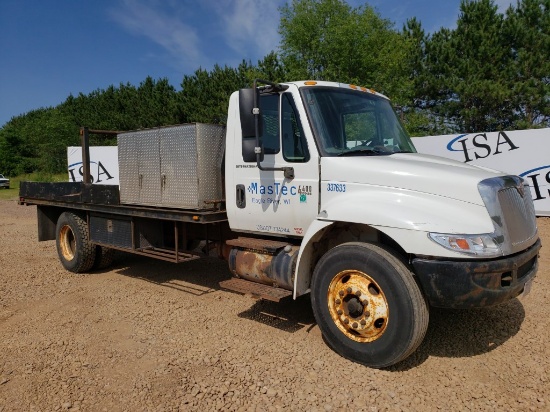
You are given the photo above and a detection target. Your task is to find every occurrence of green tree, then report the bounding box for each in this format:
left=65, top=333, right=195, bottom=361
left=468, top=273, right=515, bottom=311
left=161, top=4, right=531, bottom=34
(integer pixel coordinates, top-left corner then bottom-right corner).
left=279, top=0, right=356, bottom=80
left=279, top=0, right=413, bottom=93
left=0, top=118, right=34, bottom=176
left=504, top=0, right=550, bottom=128
left=399, top=17, right=447, bottom=136
left=136, top=77, right=180, bottom=127
left=179, top=62, right=252, bottom=124
left=253, top=51, right=288, bottom=83
left=278, top=0, right=417, bottom=133
left=35, top=108, right=79, bottom=173
left=0, top=107, right=77, bottom=175
left=422, top=0, right=515, bottom=132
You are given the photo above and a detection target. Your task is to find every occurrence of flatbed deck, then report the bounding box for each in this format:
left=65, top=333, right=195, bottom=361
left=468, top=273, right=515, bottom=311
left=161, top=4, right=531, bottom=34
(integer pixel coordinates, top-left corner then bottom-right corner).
left=19, top=181, right=228, bottom=223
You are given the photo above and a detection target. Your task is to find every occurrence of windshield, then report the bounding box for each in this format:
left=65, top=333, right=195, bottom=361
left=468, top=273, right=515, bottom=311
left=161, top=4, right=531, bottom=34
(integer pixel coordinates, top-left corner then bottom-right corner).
left=300, top=87, right=416, bottom=157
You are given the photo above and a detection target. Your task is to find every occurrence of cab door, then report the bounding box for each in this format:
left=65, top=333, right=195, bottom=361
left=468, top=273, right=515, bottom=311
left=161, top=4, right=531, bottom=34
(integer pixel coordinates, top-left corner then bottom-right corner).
left=228, top=88, right=319, bottom=238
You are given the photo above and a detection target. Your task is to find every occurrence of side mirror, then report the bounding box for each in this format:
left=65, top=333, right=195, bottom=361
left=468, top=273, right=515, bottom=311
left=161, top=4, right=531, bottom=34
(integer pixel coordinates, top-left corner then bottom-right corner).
left=242, top=138, right=264, bottom=162
left=239, top=88, right=262, bottom=138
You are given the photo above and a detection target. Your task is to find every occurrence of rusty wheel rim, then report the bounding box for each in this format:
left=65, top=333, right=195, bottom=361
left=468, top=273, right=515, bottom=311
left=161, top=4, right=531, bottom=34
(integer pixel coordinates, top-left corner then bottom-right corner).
left=59, top=225, right=76, bottom=261
left=327, top=269, right=389, bottom=342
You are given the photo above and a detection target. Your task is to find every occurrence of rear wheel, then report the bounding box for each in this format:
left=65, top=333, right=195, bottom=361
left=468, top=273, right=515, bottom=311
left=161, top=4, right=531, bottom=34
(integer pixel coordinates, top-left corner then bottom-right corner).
left=56, top=212, right=96, bottom=273
left=93, top=246, right=116, bottom=270
left=311, top=242, right=428, bottom=368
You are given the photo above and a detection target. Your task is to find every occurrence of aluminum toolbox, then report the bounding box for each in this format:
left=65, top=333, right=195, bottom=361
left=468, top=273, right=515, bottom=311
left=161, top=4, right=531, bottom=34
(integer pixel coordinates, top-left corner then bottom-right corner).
left=118, top=123, right=225, bottom=209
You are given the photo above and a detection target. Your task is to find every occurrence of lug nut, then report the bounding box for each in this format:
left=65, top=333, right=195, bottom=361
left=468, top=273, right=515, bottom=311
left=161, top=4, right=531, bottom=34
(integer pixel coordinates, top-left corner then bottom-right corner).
left=362, top=300, right=369, bottom=306
left=355, top=290, right=361, bottom=297
left=335, top=298, right=341, bottom=305
left=344, top=318, right=349, bottom=324
left=352, top=322, right=358, bottom=329
left=339, top=290, right=344, bottom=297
left=364, top=311, right=370, bottom=318
left=346, top=287, right=352, bottom=293
left=360, top=319, right=367, bottom=326
left=337, top=309, right=343, bottom=315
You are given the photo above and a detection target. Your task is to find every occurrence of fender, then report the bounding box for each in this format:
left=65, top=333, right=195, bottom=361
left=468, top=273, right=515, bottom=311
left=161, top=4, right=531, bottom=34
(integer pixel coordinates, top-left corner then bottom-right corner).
left=293, top=185, right=496, bottom=298
left=294, top=219, right=332, bottom=298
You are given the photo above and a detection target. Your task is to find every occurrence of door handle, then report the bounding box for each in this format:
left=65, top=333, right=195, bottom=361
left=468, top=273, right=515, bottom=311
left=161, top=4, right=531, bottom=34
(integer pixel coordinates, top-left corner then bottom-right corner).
left=236, top=184, right=246, bottom=209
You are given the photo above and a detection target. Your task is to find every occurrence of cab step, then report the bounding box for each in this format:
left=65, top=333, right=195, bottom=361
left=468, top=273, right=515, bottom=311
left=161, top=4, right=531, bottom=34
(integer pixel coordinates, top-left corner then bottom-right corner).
left=225, top=237, right=289, bottom=253
left=219, top=278, right=292, bottom=302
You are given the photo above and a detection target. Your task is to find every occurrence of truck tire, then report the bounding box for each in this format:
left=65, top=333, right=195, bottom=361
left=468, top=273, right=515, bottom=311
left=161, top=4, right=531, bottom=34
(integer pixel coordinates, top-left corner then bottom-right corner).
left=56, top=212, right=96, bottom=273
left=93, top=246, right=116, bottom=270
left=311, top=242, right=429, bottom=368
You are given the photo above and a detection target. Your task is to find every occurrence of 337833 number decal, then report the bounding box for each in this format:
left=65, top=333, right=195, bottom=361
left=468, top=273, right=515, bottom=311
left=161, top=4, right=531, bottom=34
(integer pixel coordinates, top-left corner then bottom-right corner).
left=327, top=183, right=346, bottom=192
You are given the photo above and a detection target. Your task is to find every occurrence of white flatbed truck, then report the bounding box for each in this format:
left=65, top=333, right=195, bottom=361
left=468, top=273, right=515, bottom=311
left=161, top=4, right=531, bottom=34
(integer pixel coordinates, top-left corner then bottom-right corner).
left=19, top=80, right=541, bottom=368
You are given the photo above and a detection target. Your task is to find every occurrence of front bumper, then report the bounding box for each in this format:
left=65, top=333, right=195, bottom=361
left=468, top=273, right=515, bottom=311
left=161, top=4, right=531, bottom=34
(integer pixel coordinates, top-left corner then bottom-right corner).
left=412, top=238, right=541, bottom=308
left=0, top=181, right=9, bottom=188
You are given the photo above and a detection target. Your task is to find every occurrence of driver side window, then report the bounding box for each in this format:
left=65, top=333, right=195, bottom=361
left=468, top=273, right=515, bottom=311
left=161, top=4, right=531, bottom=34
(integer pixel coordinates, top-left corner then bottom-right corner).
left=282, top=93, right=309, bottom=162
left=259, top=94, right=280, bottom=154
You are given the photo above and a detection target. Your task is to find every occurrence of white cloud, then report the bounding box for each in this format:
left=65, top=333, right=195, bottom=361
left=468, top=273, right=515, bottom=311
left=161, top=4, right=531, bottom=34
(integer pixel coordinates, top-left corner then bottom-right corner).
left=108, top=0, right=204, bottom=69
left=203, top=0, right=281, bottom=59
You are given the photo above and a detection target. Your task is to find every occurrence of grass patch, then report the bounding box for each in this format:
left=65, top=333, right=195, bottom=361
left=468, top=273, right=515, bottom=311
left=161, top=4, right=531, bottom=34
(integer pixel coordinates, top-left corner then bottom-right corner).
left=0, top=173, right=67, bottom=201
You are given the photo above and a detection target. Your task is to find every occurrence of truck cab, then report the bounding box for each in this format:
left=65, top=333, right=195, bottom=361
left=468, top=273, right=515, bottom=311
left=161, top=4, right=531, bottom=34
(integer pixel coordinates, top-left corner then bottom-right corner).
left=224, top=80, right=540, bottom=366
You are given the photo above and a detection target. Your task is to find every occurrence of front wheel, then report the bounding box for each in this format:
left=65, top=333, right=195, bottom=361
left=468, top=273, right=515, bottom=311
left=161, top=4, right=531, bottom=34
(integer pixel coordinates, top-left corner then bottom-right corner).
left=311, top=242, right=428, bottom=368
left=56, top=212, right=96, bottom=273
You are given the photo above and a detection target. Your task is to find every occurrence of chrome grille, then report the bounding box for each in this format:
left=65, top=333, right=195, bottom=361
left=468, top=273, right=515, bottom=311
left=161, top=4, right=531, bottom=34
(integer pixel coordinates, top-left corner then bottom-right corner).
left=498, top=186, right=537, bottom=246
left=478, top=176, right=538, bottom=255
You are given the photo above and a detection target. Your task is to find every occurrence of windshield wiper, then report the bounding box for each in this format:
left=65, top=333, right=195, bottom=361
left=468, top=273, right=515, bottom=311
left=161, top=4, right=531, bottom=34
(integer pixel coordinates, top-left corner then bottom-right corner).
left=337, top=148, right=387, bottom=156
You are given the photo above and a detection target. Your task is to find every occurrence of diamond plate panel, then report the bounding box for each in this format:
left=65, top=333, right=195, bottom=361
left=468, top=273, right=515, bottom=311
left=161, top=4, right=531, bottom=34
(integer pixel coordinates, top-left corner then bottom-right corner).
left=118, top=123, right=225, bottom=209
left=117, top=132, right=139, bottom=204
left=196, top=124, right=226, bottom=205
left=160, top=124, right=199, bottom=208
left=119, top=129, right=161, bottom=205
left=138, top=129, right=161, bottom=205
left=89, top=216, right=132, bottom=248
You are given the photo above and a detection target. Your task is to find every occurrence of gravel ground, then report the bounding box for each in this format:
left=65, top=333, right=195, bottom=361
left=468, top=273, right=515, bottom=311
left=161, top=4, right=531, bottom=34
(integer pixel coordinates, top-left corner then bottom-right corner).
left=0, top=198, right=548, bottom=411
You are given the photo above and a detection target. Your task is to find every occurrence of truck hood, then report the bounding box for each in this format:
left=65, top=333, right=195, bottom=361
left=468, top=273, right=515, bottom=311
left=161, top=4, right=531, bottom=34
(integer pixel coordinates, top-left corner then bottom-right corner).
left=321, top=153, right=505, bottom=206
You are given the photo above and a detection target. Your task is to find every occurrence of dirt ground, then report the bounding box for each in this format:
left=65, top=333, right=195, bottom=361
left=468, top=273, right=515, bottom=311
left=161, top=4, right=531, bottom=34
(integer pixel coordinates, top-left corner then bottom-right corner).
left=0, top=199, right=548, bottom=412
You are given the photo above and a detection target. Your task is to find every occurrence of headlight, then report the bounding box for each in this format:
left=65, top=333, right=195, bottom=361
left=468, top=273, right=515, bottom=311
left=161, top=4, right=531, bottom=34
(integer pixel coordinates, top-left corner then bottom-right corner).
left=428, top=233, right=502, bottom=257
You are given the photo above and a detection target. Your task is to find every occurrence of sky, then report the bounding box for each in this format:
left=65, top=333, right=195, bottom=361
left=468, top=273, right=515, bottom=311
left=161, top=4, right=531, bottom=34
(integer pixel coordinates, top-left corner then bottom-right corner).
left=0, top=0, right=515, bottom=127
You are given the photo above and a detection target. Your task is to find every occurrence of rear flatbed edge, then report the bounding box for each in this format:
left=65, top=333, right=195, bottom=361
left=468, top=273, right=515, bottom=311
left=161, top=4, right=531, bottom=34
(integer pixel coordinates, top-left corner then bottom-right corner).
left=18, top=181, right=228, bottom=223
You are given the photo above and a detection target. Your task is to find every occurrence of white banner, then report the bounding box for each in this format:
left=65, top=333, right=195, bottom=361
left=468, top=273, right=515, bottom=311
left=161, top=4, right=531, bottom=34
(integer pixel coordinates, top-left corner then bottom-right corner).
left=413, top=129, right=550, bottom=216
left=67, top=146, right=119, bottom=185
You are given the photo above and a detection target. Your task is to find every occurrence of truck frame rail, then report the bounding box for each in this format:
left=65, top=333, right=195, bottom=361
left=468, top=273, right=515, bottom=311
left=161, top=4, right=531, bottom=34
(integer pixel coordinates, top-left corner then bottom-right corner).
left=19, top=181, right=230, bottom=264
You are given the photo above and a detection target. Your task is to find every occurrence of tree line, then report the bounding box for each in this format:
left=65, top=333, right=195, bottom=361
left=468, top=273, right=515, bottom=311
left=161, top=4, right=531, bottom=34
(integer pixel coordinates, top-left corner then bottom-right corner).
left=0, top=0, right=548, bottom=176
